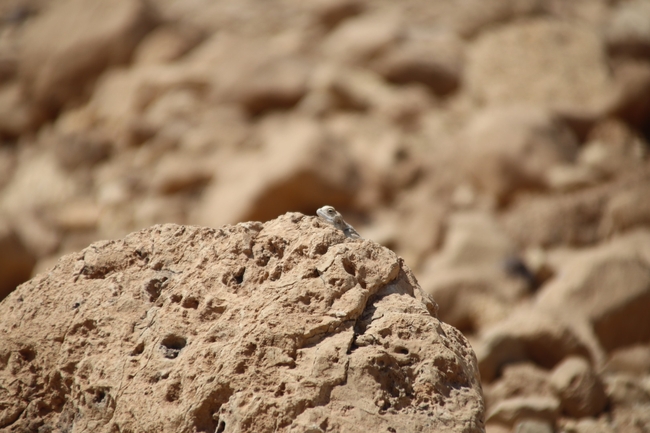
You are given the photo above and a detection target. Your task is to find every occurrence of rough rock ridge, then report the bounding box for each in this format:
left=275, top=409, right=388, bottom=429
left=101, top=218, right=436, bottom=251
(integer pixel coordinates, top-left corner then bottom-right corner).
left=0, top=213, right=485, bottom=433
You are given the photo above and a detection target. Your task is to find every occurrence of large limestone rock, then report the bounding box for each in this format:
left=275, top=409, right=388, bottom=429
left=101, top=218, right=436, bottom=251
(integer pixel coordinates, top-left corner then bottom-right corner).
left=19, top=0, right=157, bottom=117
left=459, top=105, right=578, bottom=204
left=420, top=212, right=529, bottom=333
left=466, top=19, right=615, bottom=118
left=0, top=214, right=485, bottom=432
left=537, top=230, right=650, bottom=352
left=194, top=116, right=359, bottom=228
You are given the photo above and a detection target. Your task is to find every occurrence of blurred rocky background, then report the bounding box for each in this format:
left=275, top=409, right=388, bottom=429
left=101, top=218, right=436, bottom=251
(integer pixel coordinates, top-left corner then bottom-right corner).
left=0, top=0, right=649, bottom=431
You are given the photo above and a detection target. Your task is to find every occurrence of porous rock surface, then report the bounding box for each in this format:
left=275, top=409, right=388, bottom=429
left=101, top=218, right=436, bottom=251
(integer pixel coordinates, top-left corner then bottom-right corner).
left=0, top=213, right=485, bottom=433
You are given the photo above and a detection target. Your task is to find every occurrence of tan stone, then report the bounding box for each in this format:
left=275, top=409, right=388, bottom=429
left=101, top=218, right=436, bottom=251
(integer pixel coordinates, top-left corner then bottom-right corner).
left=579, top=118, right=648, bottom=177
left=610, top=404, right=650, bottom=433
left=451, top=0, right=545, bottom=38
left=89, top=63, right=208, bottom=145
left=0, top=152, right=79, bottom=213
left=460, top=105, right=578, bottom=204
left=466, top=19, right=615, bottom=117
left=309, top=0, right=365, bottom=29
left=559, top=417, right=614, bottom=433
left=599, top=182, right=650, bottom=237
left=0, top=146, right=16, bottom=190
left=189, top=34, right=309, bottom=116
left=19, top=0, right=157, bottom=116
left=372, top=31, right=464, bottom=96
left=51, top=200, right=102, bottom=232
left=604, top=373, right=650, bottom=409
left=501, top=169, right=650, bottom=247
left=611, top=61, right=650, bottom=129
left=221, top=56, right=310, bottom=116
left=549, top=356, right=607, bottom=418
left=306, top=64, right=432, bottom=122
left=194, top=116, right=359, bottom=228
left=537, top=230, right=650, bottom=351
left=605, top=0, right=650, bottom=59
left=0, top=81, right=32, bottom=137
left=605, top=345, right=650, bottom=375
left=513, top=419, right=554, bottom=433
left=486, top=396, right=560, bottom=427
left=321, top=10, right=403, bottom=65
left=475, top=307, right=593, bottom=383
left=485, top=422, right=511, bottom=433
left=149, top=152, right=214, bottom=195
left=483, top=363, right=554, bottom=409
left=0, top=216, right=35, bottom=301
left=134, top=25, right=204, bottom=65
left=419, top=212, right=529, bottom=332
left=0, top=215, right=484, bottom=432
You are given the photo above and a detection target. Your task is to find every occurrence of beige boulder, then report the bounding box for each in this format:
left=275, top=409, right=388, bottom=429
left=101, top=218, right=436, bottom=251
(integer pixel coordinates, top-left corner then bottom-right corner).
left=133, top=24, right=204, bottom=65
left=451, top=0, right=545, bottom=38
left=579, top=118, right=647, bottom=178
left=420, top=212, right=529, bottom=332
left=605, top=0, right=650, bottom=59
left=321, top=10, right=403, bottom=65
left=308, top=0, right=365, bottom=29
left=604, top=373, right=650, bottom=431
left=0, top=81, right=32, bottom=137
left=0, top=214, right=485, bottom=432
left=483, top=363, right=554, bottom=409
left=501, top=169, right=650, bottom=247
left=475, top=307, right=594, bottom=383
left=459, top=106, right=577, bottom=204
left=611, top=61, right=650, bottom=129
left=537, top=230, right=650, bottom=351
left=466, top=19, right=615, bottom=118
left=605, top=345, right=650, bottom=375
left=512, top=419, right=553, bottom=433
left=19, top=0, right=157, bottom=117
left=371, top=31, right=464, bottom=96
left=559, top=417, right=614, bottom=433
left=195, top=116, right=359, bottom=228
left=549, top=356, right=607, bottom=418
left=485, top=396, right=559, bottom=428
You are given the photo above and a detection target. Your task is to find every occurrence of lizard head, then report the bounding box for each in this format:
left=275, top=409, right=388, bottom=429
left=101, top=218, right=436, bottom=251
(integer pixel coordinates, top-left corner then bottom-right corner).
left=316, top=205, right=341, bottom=223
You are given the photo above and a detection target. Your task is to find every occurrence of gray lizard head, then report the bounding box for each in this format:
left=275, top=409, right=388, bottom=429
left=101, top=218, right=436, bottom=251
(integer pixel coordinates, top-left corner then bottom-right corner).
left=317, top=205, right=338, bottom=221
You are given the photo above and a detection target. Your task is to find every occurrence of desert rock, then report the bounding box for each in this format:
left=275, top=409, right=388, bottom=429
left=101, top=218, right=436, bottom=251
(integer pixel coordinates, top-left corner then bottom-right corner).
left=549, top=356, right=607, bottom=418
left=19, top=0, right=157, bottom=118
left=466, top=19, right=615, bottom=118
left=0, top=214, right=485, bottom=432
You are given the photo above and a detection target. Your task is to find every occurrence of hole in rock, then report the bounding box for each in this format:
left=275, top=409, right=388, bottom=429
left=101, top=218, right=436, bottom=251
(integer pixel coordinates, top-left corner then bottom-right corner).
left=314, top=243, right=329, bottom=255
left=93, top=389, right=106, bottom=404
left=144, top=277, right=168, bottom=302
left=395, top=347, right=409, bottom=355
left=193, top=385, right=233, bottom=433
left=234, top=268, right=245, bottom=285
left=134, top=249, right=150, bottom=264
left=342, top=258, right=356, bottom=276
left=19, top=348, right=36, bottom=362
left=131, top=342, right=145, bottom=356
left=160, top=335, right=187, bottom=359
left=165, top=381, right=182, bottom=402
left=182, top=296, right=199, bottom=309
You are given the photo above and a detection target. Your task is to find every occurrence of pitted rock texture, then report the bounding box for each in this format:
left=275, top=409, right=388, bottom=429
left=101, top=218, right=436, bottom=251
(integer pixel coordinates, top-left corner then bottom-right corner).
left=0, top=213, right=485, bottom=433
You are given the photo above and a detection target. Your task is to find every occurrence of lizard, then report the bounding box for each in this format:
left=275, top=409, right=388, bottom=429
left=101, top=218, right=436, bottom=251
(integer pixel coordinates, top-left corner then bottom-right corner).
left=316, top=205, right=362, bottom=239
